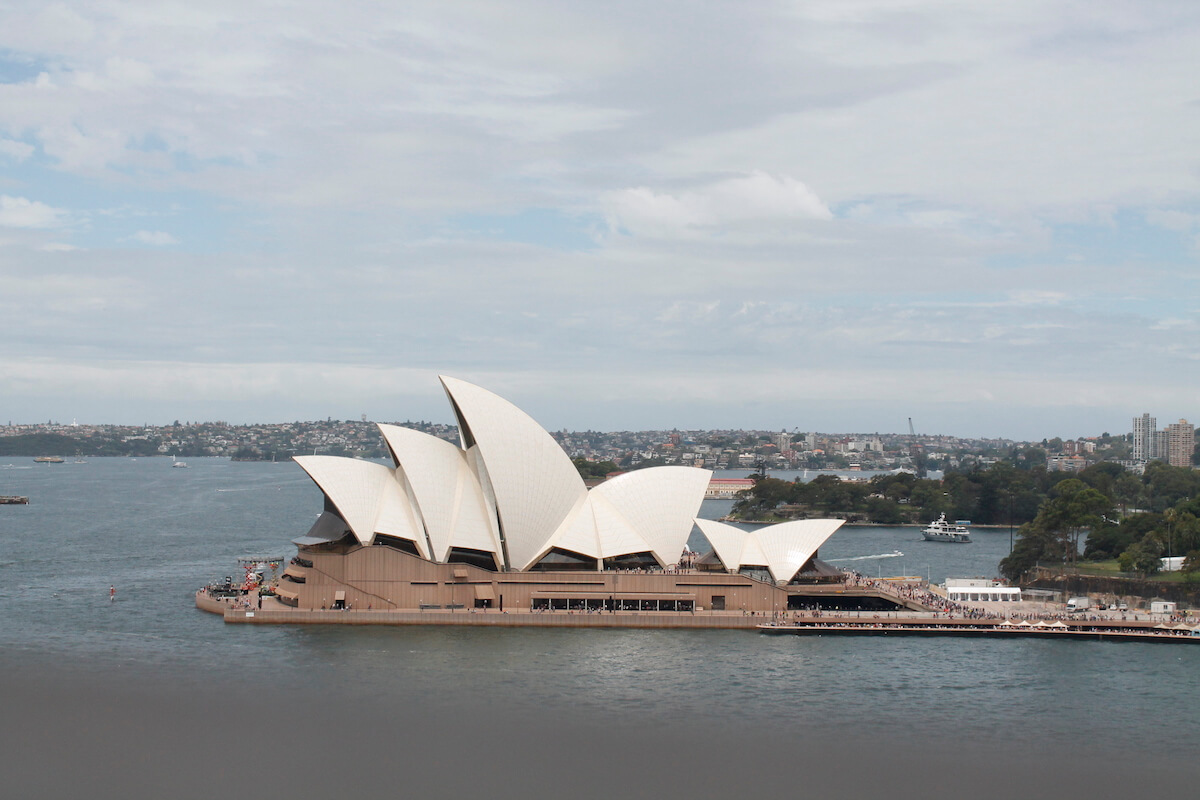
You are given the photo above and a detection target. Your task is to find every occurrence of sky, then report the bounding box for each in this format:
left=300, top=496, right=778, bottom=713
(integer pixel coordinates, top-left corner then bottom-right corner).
left=1, top=0, right=1198, bottom=439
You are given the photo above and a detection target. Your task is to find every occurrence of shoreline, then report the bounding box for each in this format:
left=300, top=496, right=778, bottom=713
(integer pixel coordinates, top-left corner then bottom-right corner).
left=198, top=591, right=1199, bottom=640
left=720, top=517, right=1015, bottom=529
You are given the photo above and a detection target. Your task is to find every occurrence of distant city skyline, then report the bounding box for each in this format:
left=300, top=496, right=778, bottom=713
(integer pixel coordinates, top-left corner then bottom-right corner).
left=1, top=380, right=1197, bottom=442
left=4, top=406, right=1186, bottom=451
left=3, top=3, right=1199, bottom=439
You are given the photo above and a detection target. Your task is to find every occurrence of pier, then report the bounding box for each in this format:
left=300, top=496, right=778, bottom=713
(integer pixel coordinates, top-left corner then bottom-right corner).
left=196, top=590, right=1200, bottom=641
left=758, top=617, right=1200, bottom=644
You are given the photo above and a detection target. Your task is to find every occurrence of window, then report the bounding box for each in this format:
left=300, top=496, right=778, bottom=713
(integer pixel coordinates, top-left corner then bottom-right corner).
left=374, top=534, right=420, bottom=555
left=531, top=548, right=598, bottom=572
left=446, top=547, right=498, bottom=571
left=605, top=552, right=660, bottom=571
left=711, top=595, right=726, bottom=611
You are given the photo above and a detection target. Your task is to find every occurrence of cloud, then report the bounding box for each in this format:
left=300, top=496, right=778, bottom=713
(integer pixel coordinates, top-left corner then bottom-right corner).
left=1151, top=317, right=1197, bottom=331
left=0, top=138, right=35, bottom=161
left=130, top=230, right=178, bottom=246
left=0, top=195, right=67, bottom=228
left=0, top=2, right=1198, bottom=437
left=601, top=171, right=832, bottom=237
left=1145, top=209, right=1198, bottom=232
left=1005, top=291, right=1068, bottom=307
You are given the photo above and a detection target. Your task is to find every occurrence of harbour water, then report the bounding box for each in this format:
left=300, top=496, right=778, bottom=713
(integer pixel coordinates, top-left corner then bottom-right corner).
left=2, top=458, right=1197, bottom=797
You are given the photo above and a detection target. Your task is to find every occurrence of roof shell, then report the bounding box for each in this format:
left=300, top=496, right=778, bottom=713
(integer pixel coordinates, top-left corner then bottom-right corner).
left=694, top=518, right=844, bottom=583
left=293, top=455, right=428, bottom=557
left=589, top=466, right=711, bottom=566
left=440, top=375, right=587, bottom=570
left=378, top=424, right=501, bottom=561
left=290, top=378, right=715, bottom=575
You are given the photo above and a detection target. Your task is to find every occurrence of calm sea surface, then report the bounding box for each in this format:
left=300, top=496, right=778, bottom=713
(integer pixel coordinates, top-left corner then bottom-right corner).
left=2, top=458, right=1197, bottom=797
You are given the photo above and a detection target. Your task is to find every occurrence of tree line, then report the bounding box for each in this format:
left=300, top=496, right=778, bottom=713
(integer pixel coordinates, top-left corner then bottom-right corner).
left=729, top=460, right=1200, bottom=582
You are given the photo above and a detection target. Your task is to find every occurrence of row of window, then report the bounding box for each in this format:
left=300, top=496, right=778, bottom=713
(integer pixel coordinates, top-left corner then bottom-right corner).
left=947, top=592, right=1022, bottom=602
left=530, top=597, right=696, bottom=612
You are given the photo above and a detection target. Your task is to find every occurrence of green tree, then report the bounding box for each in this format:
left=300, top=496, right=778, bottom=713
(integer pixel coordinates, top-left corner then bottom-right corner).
left=1113, top=473, right=1143, bottom=515
left=572, top=458, right=618, bottom=480
left=1000, top=478, right=1114, bottom=579
left=864, top=496, right=903, bottom=524
left=1117, top=541, right=1162, bottom=576
left=1038, top=479, right=1113, bottom=567
left=1083, top=515, right=1137, bottom=560
left=1000, top=522, right=1065, bottom=581
left=1143, top=462, right=1200, bottom=512
left=730, top=475, right=795, bottom=518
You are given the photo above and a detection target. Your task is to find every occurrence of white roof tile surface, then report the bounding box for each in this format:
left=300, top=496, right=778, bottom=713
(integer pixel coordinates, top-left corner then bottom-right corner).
left=694, top=518, right=844, bottom=582
left=440, top=376, right=587, bottom=570
left=294, top=377, right=723, bottom=574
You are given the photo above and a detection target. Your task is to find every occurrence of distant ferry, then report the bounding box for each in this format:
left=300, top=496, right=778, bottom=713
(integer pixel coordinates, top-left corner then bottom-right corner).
left=33, top=456, right=64, bottom=464
left=922, top=513, right=971, bottom=543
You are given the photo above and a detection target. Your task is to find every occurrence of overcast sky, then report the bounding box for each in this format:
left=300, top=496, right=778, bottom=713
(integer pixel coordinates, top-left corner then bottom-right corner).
left=2, top=1, right=1198, bottom=439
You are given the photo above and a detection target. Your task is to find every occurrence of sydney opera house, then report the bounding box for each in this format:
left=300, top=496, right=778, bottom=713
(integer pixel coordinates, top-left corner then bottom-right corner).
left=261, top=376, right=876, bottom=620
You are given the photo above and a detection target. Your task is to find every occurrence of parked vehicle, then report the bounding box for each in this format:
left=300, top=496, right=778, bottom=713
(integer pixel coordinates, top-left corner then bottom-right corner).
left=1066, top=597, right=1091, bottom=612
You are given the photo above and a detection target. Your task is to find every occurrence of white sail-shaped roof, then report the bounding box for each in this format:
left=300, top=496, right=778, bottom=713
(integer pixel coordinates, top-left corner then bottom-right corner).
left=293, top=456, right=428, bottom=556
left=589, top=467, right=710, bottom=566
left=440, top=375, right=587, bottom=570
left=756, top=519, right=845, bottom=583
left=693, top=518, right=750, bottom=571
left=589, top=492, right=653, bottom=559
left=291, top=378, right=716, bottom=575
left=378, top=424, right=501, bottom=562
left=694, top=518, right=844, bottom=583
left=541, top=493, right=603, bottom=559
left=739, top=534, right=770, bottom=570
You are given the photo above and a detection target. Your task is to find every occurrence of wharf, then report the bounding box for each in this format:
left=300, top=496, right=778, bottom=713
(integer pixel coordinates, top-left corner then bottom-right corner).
left=1, top=495, right=29, bottom=504
left=758, top=618, right=1200, bottom=644
left=198, top=591, right=1199, bottom=639
left=199, top=591, right=777, bottom=629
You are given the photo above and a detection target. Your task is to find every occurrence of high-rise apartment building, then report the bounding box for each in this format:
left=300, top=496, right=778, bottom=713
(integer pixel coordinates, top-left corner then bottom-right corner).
left=1132, top=413, right=1157, bottom=461
left=1166, top=419, right=1194, bottom=468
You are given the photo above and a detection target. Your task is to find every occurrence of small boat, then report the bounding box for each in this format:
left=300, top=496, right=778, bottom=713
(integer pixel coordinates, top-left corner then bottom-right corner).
left=172, top=455, right=189, bottom=469
left=922, top=513, right=971, bottom=543
left=1, top=495, right=30, bottom=504
left=33, top=456, right=64, bottom=463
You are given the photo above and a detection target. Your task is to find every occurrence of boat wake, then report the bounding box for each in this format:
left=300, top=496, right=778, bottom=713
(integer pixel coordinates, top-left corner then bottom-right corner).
left=826, top=550, right=904, bottom=563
